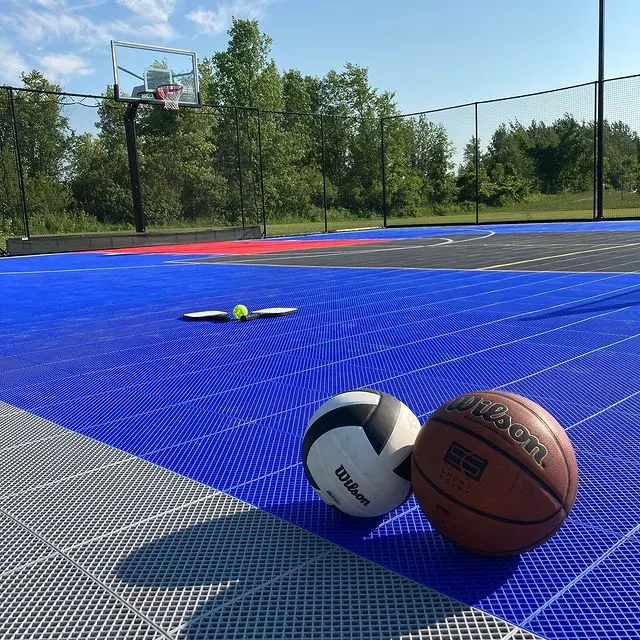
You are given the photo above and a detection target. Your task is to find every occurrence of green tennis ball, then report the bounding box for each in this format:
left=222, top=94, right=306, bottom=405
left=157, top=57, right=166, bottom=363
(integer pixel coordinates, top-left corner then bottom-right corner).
left=233, top=304, right=249, bottom=320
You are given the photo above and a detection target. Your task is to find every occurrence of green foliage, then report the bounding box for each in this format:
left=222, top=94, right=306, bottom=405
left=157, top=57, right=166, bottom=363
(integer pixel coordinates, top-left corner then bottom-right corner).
left=1, top=18, right=640, bottom=244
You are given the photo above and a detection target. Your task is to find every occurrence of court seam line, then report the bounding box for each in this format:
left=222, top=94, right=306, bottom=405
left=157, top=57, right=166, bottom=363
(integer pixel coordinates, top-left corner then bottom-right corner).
left=2, top=268, right=569, bottom=370
left=563, top=388, right=640, bottom=430
left=0, top=492, right=222, bottom=577
left=78, top=304, right=627, bottom=438
left=168, top=550, right=336, bottom=635
left=5, top=269, right=626, bottom=378
left=21, top=273, right=633, bottom=417
left=0, top=456, right=134, bottom=502
left=52, top=493, right=227, bottom=555
left=22, top=277, right=638, bottom=424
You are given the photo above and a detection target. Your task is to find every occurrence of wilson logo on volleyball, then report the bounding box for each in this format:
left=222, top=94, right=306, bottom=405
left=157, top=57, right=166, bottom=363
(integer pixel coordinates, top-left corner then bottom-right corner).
left=334, top=465, right=371, bottom=506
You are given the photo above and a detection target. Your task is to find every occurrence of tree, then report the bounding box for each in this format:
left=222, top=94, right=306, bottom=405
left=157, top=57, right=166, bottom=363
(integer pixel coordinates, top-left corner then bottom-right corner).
left=8, top=71, right=78, bottom=234
left=484, top=122, right=535, bottom=205
left=604, top=120, right=640, bottom=191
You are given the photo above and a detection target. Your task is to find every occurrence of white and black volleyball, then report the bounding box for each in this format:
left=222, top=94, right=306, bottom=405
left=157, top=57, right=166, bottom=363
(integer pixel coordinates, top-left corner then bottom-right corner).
left=302, top=388, right=422, bottom=517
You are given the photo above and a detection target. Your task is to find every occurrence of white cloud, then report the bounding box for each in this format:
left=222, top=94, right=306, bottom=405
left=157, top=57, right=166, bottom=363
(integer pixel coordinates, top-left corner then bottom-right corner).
left=116, top=0, right=177, bottom=24
left=33, top=0, right=64, bottom=7
left=0, top=0, right=178, bottom=49
left=39, top=52, right=94, bottom=79
left=0, top=40, right=28, bottom=84
left=186, top=0, right=272, bottom=35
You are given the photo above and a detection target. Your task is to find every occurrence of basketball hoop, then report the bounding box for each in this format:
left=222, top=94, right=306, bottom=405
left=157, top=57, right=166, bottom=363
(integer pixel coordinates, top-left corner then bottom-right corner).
left=154, top=83, right=183, bottom=110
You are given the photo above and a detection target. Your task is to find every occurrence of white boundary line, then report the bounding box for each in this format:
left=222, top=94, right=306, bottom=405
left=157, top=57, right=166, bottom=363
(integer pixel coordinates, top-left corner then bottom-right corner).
left=479, top=241, right=640, bottom=270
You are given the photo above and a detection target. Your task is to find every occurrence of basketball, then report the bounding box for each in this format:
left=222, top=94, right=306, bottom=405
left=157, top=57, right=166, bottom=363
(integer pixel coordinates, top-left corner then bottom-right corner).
left=411, top=390, right=579, bottom=556
left=302, top=388, right=422, bottom=517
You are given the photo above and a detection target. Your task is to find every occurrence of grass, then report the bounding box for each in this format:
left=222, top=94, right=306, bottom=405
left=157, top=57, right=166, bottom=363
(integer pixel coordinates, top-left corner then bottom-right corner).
left=2, top=191, right=640, bottom=251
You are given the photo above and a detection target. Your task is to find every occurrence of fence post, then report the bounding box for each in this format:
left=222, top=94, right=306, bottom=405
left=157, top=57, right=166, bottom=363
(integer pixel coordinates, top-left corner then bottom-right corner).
left=320, top=114, right=328, bottom=233
left=595, top=0, right=605, bottom=219
left=474, top=102, right=480, bottom=225
left=9, top=89, right=29, bottom=239
left=235, top=107, right=245, bottom=228
left=593, top=82, right=598, bottom=220
left=256, top=108, right=267, bottom=237
left=381, top=117, right=388, bottom=227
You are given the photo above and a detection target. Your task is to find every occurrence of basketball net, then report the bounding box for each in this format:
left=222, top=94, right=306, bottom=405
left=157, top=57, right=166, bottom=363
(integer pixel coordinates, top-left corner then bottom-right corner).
left=154, top=84, right=183, bottom=110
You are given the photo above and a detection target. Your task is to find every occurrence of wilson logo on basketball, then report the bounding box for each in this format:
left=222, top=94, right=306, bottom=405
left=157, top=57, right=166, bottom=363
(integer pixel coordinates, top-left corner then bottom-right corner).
left=334, top=465, right=371, bottom=506
left=446, top=395, right=548, bottom=465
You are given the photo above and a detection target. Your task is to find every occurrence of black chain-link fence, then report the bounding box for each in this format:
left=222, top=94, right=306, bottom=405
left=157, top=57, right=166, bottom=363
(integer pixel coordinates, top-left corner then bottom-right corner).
left=602, top=75, right=640, bottom=218
left=1, top=75, right=640, bottom=247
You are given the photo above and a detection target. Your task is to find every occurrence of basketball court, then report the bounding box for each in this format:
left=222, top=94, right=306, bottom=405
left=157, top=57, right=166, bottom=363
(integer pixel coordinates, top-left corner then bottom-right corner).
left=2, top=219, right=640, bottom=639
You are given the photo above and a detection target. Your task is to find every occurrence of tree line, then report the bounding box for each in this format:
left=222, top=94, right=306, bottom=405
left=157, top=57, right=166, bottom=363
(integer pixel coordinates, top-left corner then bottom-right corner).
left=1, top=18, right=640, bottom=239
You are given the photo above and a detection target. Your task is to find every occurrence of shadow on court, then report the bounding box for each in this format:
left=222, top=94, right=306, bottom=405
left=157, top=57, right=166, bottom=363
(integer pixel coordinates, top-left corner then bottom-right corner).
left=519, top=286, right=640, bottom=320
left=116, top=502, right=520, bottom=639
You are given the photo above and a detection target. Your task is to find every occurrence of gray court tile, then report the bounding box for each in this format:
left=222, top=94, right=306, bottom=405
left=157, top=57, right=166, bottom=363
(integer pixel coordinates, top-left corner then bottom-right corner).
left=0, top=510, right=56, bottom=577
left=0, top=456, right=217, bottom=548
left=0, top=553, right=167, bottom=639
left=0, top=428, right=132, bottom=498
left=0, top=406, right=69, bottom=450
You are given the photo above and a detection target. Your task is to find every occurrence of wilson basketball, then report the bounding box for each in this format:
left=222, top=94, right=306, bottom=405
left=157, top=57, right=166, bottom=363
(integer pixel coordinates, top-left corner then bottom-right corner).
left=411, top=390, right=579, bottom=556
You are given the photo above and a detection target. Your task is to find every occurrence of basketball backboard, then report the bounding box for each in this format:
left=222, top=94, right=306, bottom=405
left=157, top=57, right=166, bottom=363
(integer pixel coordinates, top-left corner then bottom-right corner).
left=111, top=40, right=201, bottom=107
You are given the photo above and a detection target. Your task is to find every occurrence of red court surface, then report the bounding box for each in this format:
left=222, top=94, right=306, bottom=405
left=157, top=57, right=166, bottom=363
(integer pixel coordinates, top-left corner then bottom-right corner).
left=100, top=238, right=390, bottom=255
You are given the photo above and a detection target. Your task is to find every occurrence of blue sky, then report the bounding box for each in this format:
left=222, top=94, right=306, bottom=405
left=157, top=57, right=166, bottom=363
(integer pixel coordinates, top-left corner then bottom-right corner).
left=1, top=0, right=639, bottom=124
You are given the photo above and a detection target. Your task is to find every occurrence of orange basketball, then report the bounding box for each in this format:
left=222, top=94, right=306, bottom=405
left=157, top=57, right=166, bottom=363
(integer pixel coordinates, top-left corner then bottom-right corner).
left=411, top=390, right=579, bottom=556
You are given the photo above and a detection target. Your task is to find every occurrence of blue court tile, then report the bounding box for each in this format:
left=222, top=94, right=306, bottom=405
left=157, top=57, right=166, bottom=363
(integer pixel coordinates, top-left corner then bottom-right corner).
left=524, top=533, right=640, bottom=640
left=80, top=404, right=244, bottom=455
left=0, top=361, right=86, bottom=391
left=373, top=375, right=485, bottom=418
left=566, top=407, right=640, bottom=460
left=31, top=386, right=188, bottom=429
left=18, top=338, right=229, bottom=371
left=0, top=356, right=41, bottom=372
left=527, top=327, right=640, bottom=351
left=252, top=404, right=321, bottom=438
left=560, top=348, right=640, bottom=375
left=449, top=343, right=588, bottom=381
left=87, top=349, right=249, bottom=385
left=391, top=359, right=515, bottom=394
left=504, top=395, right=593, bottom=430
left=291, top=339, right=389, bottom=363
left=142, top=422, right=301, bottom=491
left=360, top=507, right=623, bottom=625
left=15, top=341, right=128, bottom=366
left=289, top=363, right=391, bottom=396
left=203, top=381, right=324, bottom=422
left=0, top=373, right=114, bottom=411
left=565, top=452, right=640, bottom=536
left=509, top=370, right=640, bottom=409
